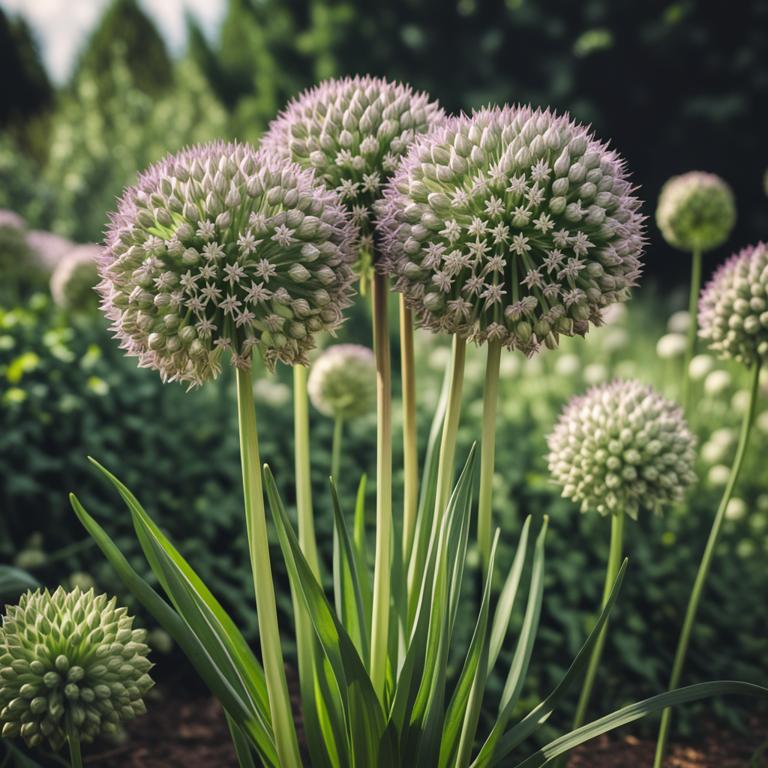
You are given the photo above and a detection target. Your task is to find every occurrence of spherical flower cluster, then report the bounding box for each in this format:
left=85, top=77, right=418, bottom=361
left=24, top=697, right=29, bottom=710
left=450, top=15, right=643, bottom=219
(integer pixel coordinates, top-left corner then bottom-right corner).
left=699, top=241, right=768, bottom=366
left=50, top=245, right=102, bottom=311
left=100, top=141, right=358, bottom=385
left=262, top=76, right=444, bottom=263
left=547, top=380, right=696, bottom=519
left=377, top=105, right=645, bottom=354
left=656, top=171, right=735, bottom=253
left=0, top=587, right=153, bottom=750
left=27, top=230, right=76, bottom=272
left=307, top=343, right=376, bottom=420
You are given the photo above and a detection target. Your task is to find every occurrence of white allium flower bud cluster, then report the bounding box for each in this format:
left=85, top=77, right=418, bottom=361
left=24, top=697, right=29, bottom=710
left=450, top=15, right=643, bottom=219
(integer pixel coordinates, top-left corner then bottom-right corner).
left=547, top=380, right=696, bottom=518
left=308, top=343, right=376, bottom=420
left=50, top=244, right=102, bottom=311
left=699, top=242, right=768, bottom=366
left=656, top=171, right=735, bottom=253
left=377, top=105, right=645, bottom=354
left=262, top=76, right=444, bottom=261
left=0, top=588, right=153, bottom=750
left=100, top=141, right=358, bottom=385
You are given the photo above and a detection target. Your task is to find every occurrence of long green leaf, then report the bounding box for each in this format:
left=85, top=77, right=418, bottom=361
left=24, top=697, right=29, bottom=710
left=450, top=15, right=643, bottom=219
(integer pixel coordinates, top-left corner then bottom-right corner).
left=69, top=494, right=278, bottom=766
left=439, top=530, right=500, bottom=768
left=0, top=566, right=38, bottom=602
left=353, top=473, right=372, bottom=631
left=484, top=560, right=628, bottom=766
left=511, top=682, right=768, bottom=768
left=264, top=465, right=393, bottom=767
left=226, top=714, right=257, bottom=768
left=331, top=479, right=370, bottom=664
left=86, top=459, right=270, bottom=718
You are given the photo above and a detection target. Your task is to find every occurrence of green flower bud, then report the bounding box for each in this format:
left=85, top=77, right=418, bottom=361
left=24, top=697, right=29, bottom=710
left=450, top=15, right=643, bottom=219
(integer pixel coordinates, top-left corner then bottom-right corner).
left=307, top=344, right=376, bottom=420
left=0, top=588, right=153, bottom=751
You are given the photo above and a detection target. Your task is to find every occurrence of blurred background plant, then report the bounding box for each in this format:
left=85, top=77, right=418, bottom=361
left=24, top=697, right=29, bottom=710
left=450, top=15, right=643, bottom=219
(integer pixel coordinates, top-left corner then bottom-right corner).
left=1, top=0, right=767, bottom=758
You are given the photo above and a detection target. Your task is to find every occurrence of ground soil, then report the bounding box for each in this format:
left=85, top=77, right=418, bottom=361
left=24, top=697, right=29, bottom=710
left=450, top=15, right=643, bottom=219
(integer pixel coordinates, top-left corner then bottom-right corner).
left=80, top=686, right=767, bottom=767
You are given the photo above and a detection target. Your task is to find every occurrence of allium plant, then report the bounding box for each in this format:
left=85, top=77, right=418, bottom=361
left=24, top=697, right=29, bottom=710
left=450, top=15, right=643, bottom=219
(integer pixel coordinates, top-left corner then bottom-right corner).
left=0, top=587, right=152, bottom=766
left=655, top=242, right=767, bottom=767
left=656, top=171, right=736, bottom=410
left=549, top=381, right=695, bottom=727
left=55, top=91, right=767, bottom=768
left=308, top=343, right=376, bottom=478
left=264, top=77, right=443, bottom=697
left=378, top=104, right=644, bottom=569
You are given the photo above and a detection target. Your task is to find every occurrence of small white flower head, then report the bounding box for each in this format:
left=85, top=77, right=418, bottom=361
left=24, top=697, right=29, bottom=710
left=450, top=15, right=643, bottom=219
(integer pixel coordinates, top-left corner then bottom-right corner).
left=656, top=332, right=687, bottom=359
left=699, top=242, right=768, bottom=367
left=307, top=343, right=376, bottom=420
left=50, top=245, right=101, bottom=312
left=656, top=171, right=735, bottom=252
left=0, top=588, right=153, bottom=750
left=377, top=105, right=645, bottom=354
left=100, top=141, right=358, bottom=385
left=261, top=76, right=444, bottom=264
left=547, top=380, right=696, bottom=519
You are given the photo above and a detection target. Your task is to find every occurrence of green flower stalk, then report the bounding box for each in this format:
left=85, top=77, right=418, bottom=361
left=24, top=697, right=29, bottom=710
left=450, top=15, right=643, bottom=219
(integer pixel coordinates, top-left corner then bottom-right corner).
left=307, top=343, right=376, bottom=480
left=548, top=380, right=696, bottom=729
left=656, top=172, right=736, bottom=410
left=378, top=104, right=644, bottom=568
left=0, top=587, right=153, bottom=765
left=655, top=243, right=767, bottom=766
left=101, top=141, right=360, bottom=767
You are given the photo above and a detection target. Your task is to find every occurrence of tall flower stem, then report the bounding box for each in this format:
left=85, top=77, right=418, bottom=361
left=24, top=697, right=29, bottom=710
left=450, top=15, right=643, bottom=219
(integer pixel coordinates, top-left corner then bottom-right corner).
left=477, top=339, right=502, bottom=571
left=434, top=336, right=467, bottom=526
left=331, top=416, right=343, bottom=483
left=67, top=717, right=83, bottom=768
left=654, top=360, right=762, bottom=767
left=370, top=271, right=392, bottom=702
left=572, top=510, right=625, bottom=730
left=681, top=247, right=702, bottom=412
left=235, top=368, right=302, bottom=768
left=293, top=364, right=320, bottom=575
left=400, top=298, right=419, bottom=564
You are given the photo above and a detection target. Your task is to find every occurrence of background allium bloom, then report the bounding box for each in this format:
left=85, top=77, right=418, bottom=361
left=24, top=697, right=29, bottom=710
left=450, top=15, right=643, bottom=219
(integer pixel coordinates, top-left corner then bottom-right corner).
left=377, top=106, right=644, bottom=354
left=100, top=141, right=358, bottom=384
left=547, top=380, right=696, bottom=518
left=262, top=76, right=444, bottom=261
left=699, top=241, right=768, bottom=366
left=50, top=244, right=102, bottom=311
left=308, top=343, right=376, bottom=420
left=656, top=171, right=735, bottom=252
left=0, top=587, right=153, bottom=750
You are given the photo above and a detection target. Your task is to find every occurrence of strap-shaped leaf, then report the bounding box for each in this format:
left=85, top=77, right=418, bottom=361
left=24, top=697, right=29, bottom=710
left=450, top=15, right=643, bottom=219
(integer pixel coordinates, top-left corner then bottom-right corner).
left=264, top=465, right=394, bottom=766
left=87, top=459, right=270, bottom=720
left=69, top=494, right=278, bottom=766
left=511, top=681, right=768, bottom=768
left=0, top=565, right=38, bottom=601
left=331, top=479, right=371, bottom=667
left=439, top=530, right=501, bottom=768
left=483, top=560, right=628, bottom=766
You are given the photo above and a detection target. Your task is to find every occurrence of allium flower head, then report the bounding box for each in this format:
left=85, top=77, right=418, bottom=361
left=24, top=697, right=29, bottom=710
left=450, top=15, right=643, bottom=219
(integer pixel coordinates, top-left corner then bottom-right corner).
left=50, top=244, right=101, bottom=311
left=308, top=343, right=376, bottom=420
left=100, top=141, right=358, bottom=385
left=699, top=242, right=768, bottom=366
left=656, top=171, right=735, bottom=252
left=547, top=380, right=696, bottom=519
left=0, top=587, right=153, bottom=750
left=27, top=230, right=76, bottom=272
left=377, top=105, right=645, bottom=354
left=262, top=76, right=444, bottom=265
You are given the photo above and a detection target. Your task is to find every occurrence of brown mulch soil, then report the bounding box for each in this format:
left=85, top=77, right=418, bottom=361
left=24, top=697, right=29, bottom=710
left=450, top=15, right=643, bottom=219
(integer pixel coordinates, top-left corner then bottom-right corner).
left=80, top=687, right=767, bottom=767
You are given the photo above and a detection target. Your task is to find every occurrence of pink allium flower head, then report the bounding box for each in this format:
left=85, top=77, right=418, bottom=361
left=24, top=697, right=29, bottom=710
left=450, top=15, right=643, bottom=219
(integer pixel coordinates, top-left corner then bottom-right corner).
left=100, top=141, right=358, bottom=386
left=548, top=380, right=696, bottom=519
left=262, top=76, right=444, bottom=265
left=50, top=244, right=102, bottom=311
left=26, top=230, right=76, bottom=272
left=656, top=171, right=735, bottom=253
left=376, top=105, right=645, bottom=354
left=699, top=242, right=768, bottom=366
